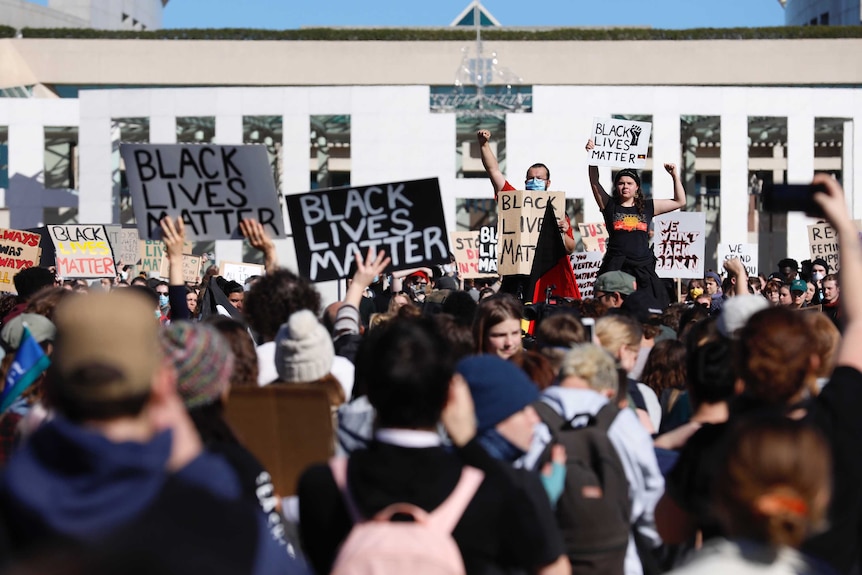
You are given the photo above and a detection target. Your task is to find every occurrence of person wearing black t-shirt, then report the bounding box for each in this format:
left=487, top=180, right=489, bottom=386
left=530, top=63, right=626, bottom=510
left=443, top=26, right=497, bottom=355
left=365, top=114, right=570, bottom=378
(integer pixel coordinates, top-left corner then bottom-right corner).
left=298, top=317, right=569, bottom=575
left=656, top=174, right=862, bottom=574
left=585, top=140, right=685, bottom=309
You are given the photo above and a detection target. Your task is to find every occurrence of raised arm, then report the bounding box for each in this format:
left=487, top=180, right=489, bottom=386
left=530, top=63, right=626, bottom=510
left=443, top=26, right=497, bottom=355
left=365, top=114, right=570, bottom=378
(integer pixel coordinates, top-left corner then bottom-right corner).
left=160, top=216, right=190, bottom=321
left=239, top=218, right=278, bottom=274
left=477, top=130, right=506, bottom=197
left=813, top=174, right=862, bottom=372
left=345, top=248, right=391, bottom=311
left=654, top=163, right=686, bottom=216
left=722, top=257, right=749, bottom=297
left=585, top=139, right=610, bottom=210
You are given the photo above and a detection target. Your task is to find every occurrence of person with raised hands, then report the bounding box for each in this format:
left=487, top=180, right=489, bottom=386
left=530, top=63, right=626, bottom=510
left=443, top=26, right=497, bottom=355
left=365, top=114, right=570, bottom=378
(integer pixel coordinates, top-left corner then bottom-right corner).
left=333, top=248, right=391, bottom=455
left=160, top=216, right=191, bottom=323
left=657, top=174, right=862, bottom=574
left=239, top=218, right=279, bottom=274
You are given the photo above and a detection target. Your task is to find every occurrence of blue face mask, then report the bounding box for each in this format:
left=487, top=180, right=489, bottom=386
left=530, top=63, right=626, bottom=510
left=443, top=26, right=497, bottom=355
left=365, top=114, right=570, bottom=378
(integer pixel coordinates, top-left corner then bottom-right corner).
left=158, top=294, right=169, bottom=308
left=525, top=178, right=547, bottom=191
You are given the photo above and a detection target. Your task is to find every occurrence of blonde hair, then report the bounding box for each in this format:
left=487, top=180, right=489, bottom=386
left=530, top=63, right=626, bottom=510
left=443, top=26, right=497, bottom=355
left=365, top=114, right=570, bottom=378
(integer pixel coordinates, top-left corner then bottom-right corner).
left=802, top=312, right=841, bottom=378
left=595, top=315, right=642, bottom=358
left=716, top=417, right=830, bottom=549
left=559, top=344, right=619, bottom=393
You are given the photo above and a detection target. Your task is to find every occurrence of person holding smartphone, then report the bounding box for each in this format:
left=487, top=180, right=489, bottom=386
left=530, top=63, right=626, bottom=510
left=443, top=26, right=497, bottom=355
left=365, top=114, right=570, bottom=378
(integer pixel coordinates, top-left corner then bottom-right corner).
left=585, top=140, right=686, bottom=309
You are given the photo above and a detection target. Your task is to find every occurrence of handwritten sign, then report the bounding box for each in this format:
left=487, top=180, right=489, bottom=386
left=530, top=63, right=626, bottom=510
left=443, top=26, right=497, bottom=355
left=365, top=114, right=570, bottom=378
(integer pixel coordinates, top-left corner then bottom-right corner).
left=653, top=212, right=706, bottom=279
left=221, top=261, right=265, bottom=285
left=158, top=254, right=202, bottom=284
left=138, top=239, right=193, bottom=273
left=0, top=228, right=41, bottom=293
left=478, top=225, right=498, bottom=275
left=497, top=190, right=566, bottom=277
left=717, top=243, right=758, bottom=277
left=570, top=251, right=603, bottom=299
left=578, top=222, right=609, bottom=253
left=49, top=225, right=116, bottom=279
left=105, top=225, right=142, bottom=266
left=285, top=178, right=449, bottom=282
left=121, top=144, right=286, bottom=242
left=450, top=231, right=495, bottom=280
left=589, top=117, right=652, bottom=169
left=808, top=223, right=840, bottom=272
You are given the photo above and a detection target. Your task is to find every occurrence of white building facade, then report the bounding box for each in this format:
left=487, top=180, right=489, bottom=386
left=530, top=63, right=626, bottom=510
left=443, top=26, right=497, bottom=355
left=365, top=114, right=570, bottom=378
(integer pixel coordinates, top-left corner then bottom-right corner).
left=0, top=36, right=860, bottom=299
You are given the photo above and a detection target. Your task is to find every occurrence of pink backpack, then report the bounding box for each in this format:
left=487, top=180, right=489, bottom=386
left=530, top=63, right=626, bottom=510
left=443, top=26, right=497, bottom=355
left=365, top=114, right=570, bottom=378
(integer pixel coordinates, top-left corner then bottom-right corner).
left=328, top=457, right=484, bottom=575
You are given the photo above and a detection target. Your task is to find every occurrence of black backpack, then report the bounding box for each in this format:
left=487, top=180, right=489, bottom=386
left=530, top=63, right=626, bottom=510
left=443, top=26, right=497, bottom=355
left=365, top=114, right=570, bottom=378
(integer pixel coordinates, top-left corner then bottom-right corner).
left=534, top=401, right=632, bottom=575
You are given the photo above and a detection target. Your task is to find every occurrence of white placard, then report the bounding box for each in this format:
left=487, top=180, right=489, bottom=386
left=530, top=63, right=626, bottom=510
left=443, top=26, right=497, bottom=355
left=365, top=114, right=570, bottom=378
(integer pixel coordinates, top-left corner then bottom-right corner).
left=589, top=117, right=652, bottom=169
left=653, top=212, right=706, bottom=279
left=569, top=251, right=604, bottom=299
left=717, top=242, right=758, bottom=277
left=221, top=261, right=265, bottom=285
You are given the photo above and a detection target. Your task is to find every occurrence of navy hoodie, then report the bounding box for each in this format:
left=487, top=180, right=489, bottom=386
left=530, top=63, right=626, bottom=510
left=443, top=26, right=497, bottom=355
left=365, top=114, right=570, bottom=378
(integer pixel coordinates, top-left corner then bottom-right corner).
left=0, top=416, right=308, bottom=574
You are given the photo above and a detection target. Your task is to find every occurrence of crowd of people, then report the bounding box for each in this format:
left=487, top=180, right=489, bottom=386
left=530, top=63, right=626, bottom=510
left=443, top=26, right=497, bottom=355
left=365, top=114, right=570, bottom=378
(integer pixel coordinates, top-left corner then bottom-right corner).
left=0, top=171, right=858, bottom=575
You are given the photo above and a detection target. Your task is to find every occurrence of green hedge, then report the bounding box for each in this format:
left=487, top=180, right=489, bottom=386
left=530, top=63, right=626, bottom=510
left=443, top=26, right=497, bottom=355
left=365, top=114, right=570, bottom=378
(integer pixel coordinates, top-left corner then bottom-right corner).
left=0, top=25, right=16, bottom=38
left=16, top=25, right=862, bottom=41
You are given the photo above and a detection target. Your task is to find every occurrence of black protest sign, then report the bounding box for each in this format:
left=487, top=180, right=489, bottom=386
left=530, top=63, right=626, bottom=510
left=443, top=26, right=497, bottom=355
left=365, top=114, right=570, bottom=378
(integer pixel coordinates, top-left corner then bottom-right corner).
left=286, top=178, right=449, bottom=282
left=478, top=225, right=498, bottom=274
left=120, top=144, right=285, bottom=242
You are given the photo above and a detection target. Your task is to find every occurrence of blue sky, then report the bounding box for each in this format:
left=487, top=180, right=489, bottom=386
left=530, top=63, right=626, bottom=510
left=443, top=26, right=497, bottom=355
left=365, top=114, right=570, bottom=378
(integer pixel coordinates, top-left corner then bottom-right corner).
left=161, top=1, right=786, bottom=30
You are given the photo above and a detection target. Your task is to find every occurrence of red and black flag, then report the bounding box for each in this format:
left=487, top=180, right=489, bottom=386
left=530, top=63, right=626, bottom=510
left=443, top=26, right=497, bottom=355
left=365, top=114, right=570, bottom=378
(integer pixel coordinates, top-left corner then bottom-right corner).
left=528, top=202, right=581, bottom=304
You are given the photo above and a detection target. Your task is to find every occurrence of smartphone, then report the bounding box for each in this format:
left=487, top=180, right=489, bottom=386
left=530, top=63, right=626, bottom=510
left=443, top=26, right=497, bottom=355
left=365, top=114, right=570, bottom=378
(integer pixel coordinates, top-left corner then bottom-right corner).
left=581, top=317, right=595, bottom=343
left=761, top=183, right=826, bottom=218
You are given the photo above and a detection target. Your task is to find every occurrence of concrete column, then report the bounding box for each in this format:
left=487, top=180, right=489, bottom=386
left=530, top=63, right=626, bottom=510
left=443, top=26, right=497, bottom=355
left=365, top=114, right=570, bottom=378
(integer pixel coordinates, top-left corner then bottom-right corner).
left=214, top=114, right=244, bottom=267
left=786, top=115, right=815, bottom=261
left=719, top=114, right=749, bottom=247
left=77, top=93, right=114, bottom=224
left=149, top=116, right=176, bottom=144
left=7, top=115, right=45, bottom=229
left=848, top=119, right=859, bottom=219
left=650, top=113, right=681, bottom=202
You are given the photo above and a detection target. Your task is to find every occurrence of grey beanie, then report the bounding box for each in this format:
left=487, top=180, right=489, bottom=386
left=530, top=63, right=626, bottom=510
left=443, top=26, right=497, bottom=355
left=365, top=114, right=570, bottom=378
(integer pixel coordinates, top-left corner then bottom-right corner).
left=275, top=309, right=334, bottom=383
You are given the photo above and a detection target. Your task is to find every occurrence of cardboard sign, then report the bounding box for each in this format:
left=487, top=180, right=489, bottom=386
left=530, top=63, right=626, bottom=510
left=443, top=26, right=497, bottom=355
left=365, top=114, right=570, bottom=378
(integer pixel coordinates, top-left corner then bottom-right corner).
left=48, top=224, right=116, bottom=279
left=717, top=242, right=758, bottom=277
left=285, top=178, right=450, bottom=282
left=450, top=231, right=496, bottom=280
left=105, top=225, right=142, bottom=266
left=808, top=223, right=840, bottom=272
left=578, top=222, right=609, bottom=253
left=221, top=261, right=265, bottom=285
left=653, top=212, right=706, bottom=279
left=121, top=144, right=286, bottom=242
left=478, top=225, right=498, bottom=275
left=570, top=251, right=604, bottom=299
left=497, top=190, right=566, bottom=276
left=158, top=254, right=202, bottom=284
left=0, top=228, right=42, bottom=292
left=139, top=239, right=193, bottom=273
left=589, top=117, right=652, bottom=169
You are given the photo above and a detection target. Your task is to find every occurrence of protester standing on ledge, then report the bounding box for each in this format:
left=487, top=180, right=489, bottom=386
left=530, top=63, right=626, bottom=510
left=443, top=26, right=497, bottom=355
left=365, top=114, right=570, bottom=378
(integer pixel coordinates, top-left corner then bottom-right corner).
left=585, top=139, right=686, bottom=308
left=478, top=130, right=578, bottom=302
